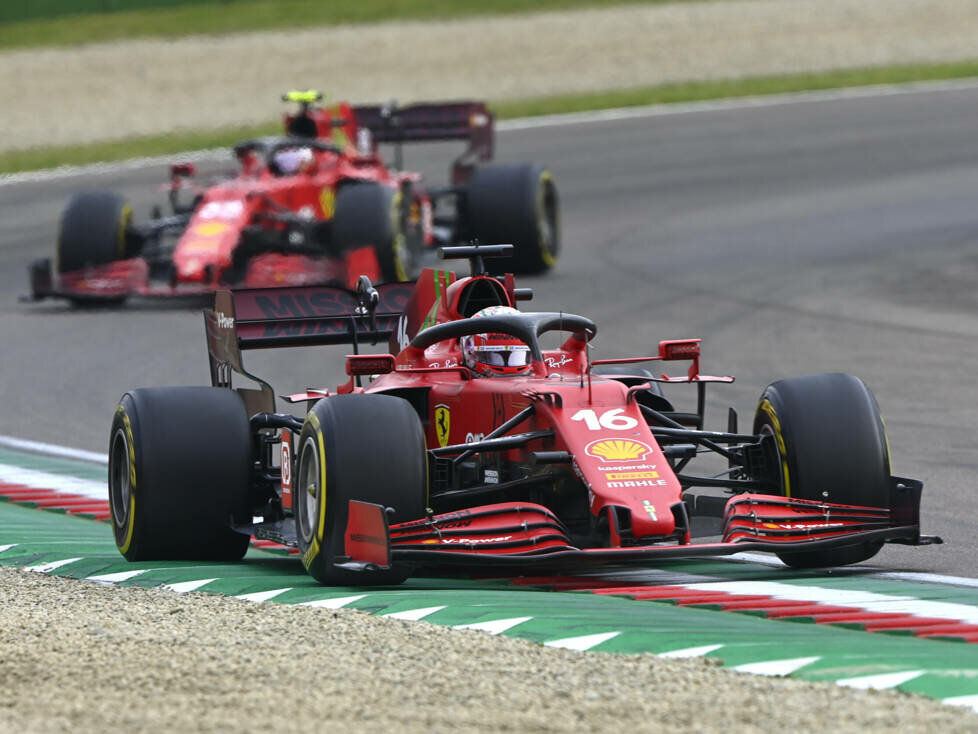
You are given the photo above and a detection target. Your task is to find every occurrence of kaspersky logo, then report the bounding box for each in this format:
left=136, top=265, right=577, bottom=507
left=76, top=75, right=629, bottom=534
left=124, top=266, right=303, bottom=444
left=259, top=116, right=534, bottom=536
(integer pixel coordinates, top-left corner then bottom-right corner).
left=584, top=439, right=653, bottom=462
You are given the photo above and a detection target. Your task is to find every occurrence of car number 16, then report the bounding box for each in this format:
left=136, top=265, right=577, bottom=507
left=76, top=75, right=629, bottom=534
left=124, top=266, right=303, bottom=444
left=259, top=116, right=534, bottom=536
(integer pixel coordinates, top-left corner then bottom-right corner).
left=570, top=408, right=639, bottom=431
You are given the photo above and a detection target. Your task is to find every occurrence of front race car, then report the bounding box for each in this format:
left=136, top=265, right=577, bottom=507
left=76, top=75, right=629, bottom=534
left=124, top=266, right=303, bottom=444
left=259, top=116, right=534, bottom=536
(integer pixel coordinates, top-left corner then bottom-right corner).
left=105, top=245, right=941, bottom=585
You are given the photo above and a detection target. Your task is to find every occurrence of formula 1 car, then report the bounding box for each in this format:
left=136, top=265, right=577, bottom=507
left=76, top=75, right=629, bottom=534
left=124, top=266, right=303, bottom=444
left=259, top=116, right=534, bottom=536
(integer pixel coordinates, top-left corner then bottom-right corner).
left=27, top=92, right=559, bottom=305
left=108, top=245, right=939, bottom=584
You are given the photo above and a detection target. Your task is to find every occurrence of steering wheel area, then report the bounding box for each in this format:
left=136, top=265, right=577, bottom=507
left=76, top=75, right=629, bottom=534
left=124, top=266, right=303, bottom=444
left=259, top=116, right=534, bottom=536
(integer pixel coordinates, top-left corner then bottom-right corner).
left=409, top=311, right=596, bottom=363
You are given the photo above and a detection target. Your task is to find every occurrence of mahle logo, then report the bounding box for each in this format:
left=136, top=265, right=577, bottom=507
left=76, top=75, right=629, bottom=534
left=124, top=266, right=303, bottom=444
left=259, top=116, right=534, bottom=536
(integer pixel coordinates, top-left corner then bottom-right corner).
left=585, top=439, right=652, bottom=462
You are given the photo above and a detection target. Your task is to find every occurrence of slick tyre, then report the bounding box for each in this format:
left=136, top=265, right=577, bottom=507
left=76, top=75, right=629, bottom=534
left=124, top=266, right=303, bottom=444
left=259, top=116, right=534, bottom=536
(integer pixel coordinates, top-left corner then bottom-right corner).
left=464, top=164, right=559, bottom=275
left=57, top=191, right=135, bottom=305
left=752, top=373, right=891, bottom=569
left=109, top=387, right=252, bottom=562
left=333, top=183, right=419, bottom=282
left=294, top=394, right=428, bottom=585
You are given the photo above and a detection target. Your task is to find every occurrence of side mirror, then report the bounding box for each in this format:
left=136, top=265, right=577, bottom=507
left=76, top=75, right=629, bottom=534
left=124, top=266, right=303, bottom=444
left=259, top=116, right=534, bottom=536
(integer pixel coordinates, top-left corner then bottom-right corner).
left=658, top=339, right=701, bottom=361
left=346, top=354, right=395, bottom=377
left=171, top=163, right=196, bottom=178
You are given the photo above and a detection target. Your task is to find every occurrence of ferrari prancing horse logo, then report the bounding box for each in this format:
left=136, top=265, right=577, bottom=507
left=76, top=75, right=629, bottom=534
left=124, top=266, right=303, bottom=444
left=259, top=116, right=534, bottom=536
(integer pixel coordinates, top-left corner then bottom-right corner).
left=434, top=403, right=451, bottom=447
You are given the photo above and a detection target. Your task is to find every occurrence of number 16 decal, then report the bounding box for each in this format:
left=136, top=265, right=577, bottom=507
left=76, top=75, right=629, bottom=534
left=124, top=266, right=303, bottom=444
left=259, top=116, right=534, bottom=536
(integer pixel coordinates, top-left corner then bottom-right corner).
left=570, top=408, right=638, bottom=430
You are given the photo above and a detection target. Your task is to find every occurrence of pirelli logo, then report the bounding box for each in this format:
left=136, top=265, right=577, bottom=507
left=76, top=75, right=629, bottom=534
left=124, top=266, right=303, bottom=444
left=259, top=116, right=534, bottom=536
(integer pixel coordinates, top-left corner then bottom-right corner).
left=605, top=470, right=659, bottom=481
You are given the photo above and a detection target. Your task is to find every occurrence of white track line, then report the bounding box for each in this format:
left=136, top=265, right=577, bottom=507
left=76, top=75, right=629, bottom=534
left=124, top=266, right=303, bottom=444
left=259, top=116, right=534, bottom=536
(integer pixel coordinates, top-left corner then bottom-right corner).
left=164, top=578, right=218, bottom=594
left=943, top=694, right=978, bottom=713
left=24, top=558, right=83, bottom=573
left=383, top=605, right=446, bottom=621
left=733, top=656, right=821, bottom=677
left=681, top=580, right=978, bottom=625
left=298, top=594, right=366, bottom=609
left=836, top=670, right=925, bottom=690
left=86, top=569, right=151, bottom=584
left=4, top=78, right=978, bottom=189
left=498, top=78, right=978, bottom=133
left=0, top=435, right=108, bottom=465
left=0, top=148, right=227, bottom=188
left=235, top=587, right=294, bottom=603
left=453, top=616, right=533, bottom=635
left=660, top=644, right=725, bottom=658
left=544, top=631, right=620, bottom=651
left=0, top=462, right=107, bottom=500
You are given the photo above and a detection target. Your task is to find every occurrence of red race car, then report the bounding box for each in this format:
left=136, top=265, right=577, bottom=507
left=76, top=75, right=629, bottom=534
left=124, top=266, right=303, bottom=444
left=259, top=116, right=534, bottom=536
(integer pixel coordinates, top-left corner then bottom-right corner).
left=108, top=245, right=939, bottom=583
left=28, top=92, right=559, bottom=305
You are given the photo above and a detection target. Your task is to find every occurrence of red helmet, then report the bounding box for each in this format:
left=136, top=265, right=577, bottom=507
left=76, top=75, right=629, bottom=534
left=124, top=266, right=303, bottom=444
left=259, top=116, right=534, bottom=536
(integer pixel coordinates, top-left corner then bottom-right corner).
left=460, top=306, right=531, bottom=377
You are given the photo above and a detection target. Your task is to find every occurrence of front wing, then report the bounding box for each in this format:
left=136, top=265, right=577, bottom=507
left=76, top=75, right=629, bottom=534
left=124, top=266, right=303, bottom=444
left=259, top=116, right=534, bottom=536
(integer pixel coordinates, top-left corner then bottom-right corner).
left=25, top=248, right=383, bottom=302
left=338, top=480, right=939, bottom=575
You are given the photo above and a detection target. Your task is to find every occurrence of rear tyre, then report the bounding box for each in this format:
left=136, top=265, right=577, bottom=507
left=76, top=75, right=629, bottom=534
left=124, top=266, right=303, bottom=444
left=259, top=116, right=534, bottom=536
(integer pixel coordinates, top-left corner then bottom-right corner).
left=295, top=394, right=428, bottom=585
left=109, top=387, right=252, bottom=562
left=465, top=164, right=559, bottom=275
left=57, top=191, right=135, bottom=305
left=333, top=183, right=420, bottom=282
left=752, top=373, right=891, bottom=569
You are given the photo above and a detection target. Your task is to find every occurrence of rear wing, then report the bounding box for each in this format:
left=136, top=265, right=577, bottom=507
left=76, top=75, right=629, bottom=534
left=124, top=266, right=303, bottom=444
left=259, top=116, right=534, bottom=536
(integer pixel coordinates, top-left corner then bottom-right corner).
left=352, top=101, right=494, bottom=182
left=204, top=280, right=414, bottom=411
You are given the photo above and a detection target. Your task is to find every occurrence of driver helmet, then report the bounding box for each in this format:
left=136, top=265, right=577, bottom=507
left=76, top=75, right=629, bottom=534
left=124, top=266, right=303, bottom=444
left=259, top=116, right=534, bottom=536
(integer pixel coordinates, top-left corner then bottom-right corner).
left=273, top=146, right=314, bottom=175
left=460, top=306, right=532, bottom=377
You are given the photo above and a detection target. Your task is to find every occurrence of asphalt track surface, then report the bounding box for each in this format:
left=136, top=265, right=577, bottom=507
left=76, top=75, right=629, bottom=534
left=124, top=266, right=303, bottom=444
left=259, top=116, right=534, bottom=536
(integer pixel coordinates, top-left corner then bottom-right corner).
left=2, top=84, right=977, bottom=578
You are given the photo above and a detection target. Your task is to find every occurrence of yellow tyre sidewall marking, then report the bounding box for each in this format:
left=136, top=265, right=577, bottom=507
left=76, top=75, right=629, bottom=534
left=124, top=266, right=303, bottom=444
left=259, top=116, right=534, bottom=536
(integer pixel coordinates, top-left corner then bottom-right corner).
left=758, top=398, right=792, bottom=498
left=118, top=204, right=132, bottom=259
left=300, top=411, right=329, bottom=570
left=319, top=188, right=335, bottom=219
left=881, top=415, right=893, bottom=474
left=390, top=188, right=409, bottom=282
left=116, top=405, right=138, bottom=555
left=536, top=170, right=557, bottom=268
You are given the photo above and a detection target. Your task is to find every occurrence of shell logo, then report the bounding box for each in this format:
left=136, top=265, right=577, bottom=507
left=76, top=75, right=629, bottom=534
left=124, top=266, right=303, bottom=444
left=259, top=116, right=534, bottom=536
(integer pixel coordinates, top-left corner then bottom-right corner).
left=193, top=221, right=230, bottom=237
left=584, top=439, right=652, bottom=462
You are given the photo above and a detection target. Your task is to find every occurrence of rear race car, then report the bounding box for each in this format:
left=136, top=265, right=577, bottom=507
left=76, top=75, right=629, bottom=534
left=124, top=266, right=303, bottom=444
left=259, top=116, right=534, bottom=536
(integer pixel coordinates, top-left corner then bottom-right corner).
left=27, top=92, right=559, bottom=306
left=107, top=246, right=939, bottom=584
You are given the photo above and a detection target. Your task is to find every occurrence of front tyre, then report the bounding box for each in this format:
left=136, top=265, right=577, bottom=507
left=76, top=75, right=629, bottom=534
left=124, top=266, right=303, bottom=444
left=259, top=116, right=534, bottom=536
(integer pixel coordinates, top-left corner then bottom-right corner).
left=464, top=164, right=559, bottom=275
left=57, top=191, right=138, bottom=305
left=109, top=387, right=252, bottom=561
left=57, top=191, right=134, bottom=274
left=295, top=394, right=428, bottom=585
left=752, top=373, right=891, bottom=569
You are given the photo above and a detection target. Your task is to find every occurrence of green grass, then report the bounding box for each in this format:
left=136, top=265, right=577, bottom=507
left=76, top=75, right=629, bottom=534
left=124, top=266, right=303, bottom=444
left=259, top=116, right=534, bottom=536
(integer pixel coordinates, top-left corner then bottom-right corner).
left=491, top=61, right=978, bottom=117
left=4, top=60, right=977, bottom=176
left=0, top=0, right=702, bottom=50
left=0, top=123, right=280, bottom=174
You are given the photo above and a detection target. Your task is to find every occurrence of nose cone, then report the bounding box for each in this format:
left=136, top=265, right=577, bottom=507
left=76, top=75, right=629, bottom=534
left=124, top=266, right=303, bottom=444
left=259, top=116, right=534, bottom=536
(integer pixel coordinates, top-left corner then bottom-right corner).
left=177, top=258, right=207, bottom=283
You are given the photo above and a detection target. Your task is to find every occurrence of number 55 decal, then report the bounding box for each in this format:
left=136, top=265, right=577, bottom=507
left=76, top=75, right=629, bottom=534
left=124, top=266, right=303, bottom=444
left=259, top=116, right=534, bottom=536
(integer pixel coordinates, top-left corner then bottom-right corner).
left=570, top=408, right=639, bottom=430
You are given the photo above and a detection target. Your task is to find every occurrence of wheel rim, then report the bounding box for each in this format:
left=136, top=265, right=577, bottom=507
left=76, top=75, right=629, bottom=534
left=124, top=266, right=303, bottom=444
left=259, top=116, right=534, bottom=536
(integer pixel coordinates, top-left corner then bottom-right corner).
left=296, top=435, right=322, bottom=544
left=109, top=427, right=131, bottom=528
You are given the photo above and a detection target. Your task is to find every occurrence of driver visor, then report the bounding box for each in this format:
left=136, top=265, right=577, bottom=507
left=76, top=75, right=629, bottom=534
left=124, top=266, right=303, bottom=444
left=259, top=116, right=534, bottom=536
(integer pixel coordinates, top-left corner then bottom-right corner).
left=477, top=346, right=530, bottom=368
